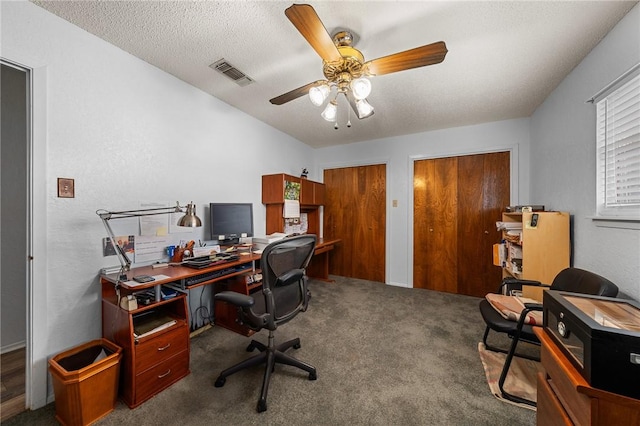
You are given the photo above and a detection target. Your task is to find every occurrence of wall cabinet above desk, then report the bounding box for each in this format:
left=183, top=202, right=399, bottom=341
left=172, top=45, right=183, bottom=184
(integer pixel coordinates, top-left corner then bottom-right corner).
left=261, top=173, right=339, bottom=282
left=262, top=173, right=325, bottom=206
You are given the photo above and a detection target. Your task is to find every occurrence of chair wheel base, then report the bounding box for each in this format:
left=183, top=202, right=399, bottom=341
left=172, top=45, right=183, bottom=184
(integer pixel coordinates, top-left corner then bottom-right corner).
left=309, top=371, right=317, bottom=380
left=293, top=343, right=301, bottom=349
left=214, top=377, right=226, bottom=387
left=257, top=399, right=267, bottom=413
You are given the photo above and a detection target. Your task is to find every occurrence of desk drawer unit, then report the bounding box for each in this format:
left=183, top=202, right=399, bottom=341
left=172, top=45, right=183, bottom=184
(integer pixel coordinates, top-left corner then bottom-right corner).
left=135, top=326, right=187, bottom=371
left=134, top=350, right=189, bottom=404
left=536, top=373, right=573, bottom=426
left=131, top=325, right=189, bottom=406
left=540, top=342, right=591, bottom=425
left=536, top=327, right=640, bottom=426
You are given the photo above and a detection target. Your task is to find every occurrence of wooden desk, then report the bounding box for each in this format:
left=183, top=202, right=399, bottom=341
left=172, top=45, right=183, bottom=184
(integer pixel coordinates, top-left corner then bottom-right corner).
left=100, top=253, right=260, bottom=408
left=534, top=327, right=640, bottom=425
left=100, top=240, right=338, bottom=407
left=307, top=237, right=340, bottom=281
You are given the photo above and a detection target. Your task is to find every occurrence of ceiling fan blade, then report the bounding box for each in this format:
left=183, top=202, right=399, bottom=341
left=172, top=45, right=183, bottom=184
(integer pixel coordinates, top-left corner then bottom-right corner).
left=270, top=81, right=323, bottom=105
left=285, top=4, right=342, bottom=63
left=364, top=41, right=448, bottom=76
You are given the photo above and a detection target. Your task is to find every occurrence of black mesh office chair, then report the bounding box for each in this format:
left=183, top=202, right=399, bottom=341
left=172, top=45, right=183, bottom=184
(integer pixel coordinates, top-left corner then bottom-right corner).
left=479, top=267, right=618, bottom=406
left=214, top=235, right=317, bottom=412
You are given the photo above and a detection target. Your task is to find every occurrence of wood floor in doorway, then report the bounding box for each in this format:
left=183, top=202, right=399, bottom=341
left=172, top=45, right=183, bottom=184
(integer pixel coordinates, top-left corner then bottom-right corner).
left=1, top=347, right=26, bottom=422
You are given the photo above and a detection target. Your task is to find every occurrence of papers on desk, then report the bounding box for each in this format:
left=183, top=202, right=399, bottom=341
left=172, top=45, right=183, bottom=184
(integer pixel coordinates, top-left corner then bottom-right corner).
left=133, top=310, right=177, bottom=338
left=124, top=274, right=170, bottom=287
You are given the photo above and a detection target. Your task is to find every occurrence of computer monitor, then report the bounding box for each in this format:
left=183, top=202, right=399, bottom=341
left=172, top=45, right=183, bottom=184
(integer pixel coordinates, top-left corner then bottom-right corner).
left=209, top=203, right=254, bottom=244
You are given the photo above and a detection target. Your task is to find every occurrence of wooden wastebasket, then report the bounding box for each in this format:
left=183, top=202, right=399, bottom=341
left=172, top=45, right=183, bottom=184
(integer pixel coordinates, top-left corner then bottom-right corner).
left=48, top=338, right=122, bottom=426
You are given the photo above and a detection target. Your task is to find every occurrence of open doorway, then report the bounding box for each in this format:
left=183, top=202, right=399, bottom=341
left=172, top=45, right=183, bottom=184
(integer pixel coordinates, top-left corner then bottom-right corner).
left=1, top=61, right=29, bottom=420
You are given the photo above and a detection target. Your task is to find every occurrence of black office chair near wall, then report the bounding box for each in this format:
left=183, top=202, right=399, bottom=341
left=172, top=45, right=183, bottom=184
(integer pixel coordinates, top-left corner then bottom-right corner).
left=214, top=234, right=317, bottom=412
left=479, top=267, right=618, bottom=406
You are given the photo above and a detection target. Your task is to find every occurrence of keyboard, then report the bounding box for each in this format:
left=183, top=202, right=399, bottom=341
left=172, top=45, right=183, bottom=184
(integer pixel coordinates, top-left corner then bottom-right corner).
left=183, top=254, right=239, bottom=269
left=182, top=268, right=236, bottom=288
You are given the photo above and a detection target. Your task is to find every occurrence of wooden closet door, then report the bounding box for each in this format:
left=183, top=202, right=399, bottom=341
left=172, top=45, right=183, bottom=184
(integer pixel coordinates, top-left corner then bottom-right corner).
left=324, top=164, right=386, bottom=282
left=457, top=152, right=510, bottom=297
left=414, top=152, right=510, bottom=296
left=414, top=157, right=458, bottom=293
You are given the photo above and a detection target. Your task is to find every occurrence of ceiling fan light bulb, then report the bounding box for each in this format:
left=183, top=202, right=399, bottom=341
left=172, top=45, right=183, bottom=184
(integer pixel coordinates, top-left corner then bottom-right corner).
left=321, top=100, right=338, bottom=122
left=356, top=99, right=374, bottom=119
left=309, top=84, right=330, bottom=106
left=351, top=77, right=372, bottom=100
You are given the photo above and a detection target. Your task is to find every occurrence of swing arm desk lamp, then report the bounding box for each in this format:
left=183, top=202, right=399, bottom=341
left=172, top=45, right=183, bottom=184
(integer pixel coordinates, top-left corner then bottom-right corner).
left=96, top=201, right=201, bottom=301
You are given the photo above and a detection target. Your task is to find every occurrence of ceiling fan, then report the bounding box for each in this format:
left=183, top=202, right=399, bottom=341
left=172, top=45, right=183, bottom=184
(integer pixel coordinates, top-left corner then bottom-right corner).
left=269, top=4, right=448, bottom=127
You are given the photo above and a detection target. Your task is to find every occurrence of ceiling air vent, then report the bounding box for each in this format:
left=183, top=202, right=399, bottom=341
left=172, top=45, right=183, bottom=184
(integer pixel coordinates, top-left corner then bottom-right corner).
left=209, top=59, right=254, bottom=87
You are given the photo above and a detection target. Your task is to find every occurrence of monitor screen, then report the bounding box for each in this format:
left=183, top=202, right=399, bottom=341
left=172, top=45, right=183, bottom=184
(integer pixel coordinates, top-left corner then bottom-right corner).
left=209, top=203, right=254, bottom=242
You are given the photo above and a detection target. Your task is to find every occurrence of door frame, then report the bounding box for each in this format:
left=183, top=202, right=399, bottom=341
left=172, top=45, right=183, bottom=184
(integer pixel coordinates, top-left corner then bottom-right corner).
left=408, top=145, right=519, bottom=288
left=318, top=158, right=391, bottom=284
left=1, top=55, right=49, bottom=409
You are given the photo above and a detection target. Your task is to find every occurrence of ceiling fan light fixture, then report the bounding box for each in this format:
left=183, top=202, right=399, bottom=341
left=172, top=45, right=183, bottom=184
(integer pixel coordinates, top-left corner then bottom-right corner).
left=309, top=83, right=330, bottom=106
left=321, top=100, right=338, bottom=122
left=356, top=99, right=374, bottom=119
left=351, top=77, right=372, bottom=100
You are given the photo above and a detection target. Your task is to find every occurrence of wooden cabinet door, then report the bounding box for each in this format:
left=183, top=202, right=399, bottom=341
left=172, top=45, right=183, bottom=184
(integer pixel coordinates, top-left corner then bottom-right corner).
left=414, top=152, right=510, bottom=297
left=301, top=179, right=325, bottom=205
left=323, top=164, right=386, bottom=282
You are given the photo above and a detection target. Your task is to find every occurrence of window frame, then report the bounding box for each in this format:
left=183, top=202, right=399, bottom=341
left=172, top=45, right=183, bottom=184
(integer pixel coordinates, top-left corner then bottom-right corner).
left=594, top=69, right=640, bottom=223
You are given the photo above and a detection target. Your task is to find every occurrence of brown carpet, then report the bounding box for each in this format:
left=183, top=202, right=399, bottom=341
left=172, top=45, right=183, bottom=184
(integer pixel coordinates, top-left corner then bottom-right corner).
left=478, top=342, right=542, bottom=411
left=5, top=276, right=536, bottom=425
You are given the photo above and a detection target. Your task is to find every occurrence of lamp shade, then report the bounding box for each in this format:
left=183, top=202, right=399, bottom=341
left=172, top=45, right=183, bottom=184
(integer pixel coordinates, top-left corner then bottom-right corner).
left=355, top=99, right=374, bottom=118
left=309, top=84, right=330, bottom=106
left=321, top=100, right=338, bottom=122
left=351, top=77, right=372, bottom=100
left=177, top=202, right=202, bottom=227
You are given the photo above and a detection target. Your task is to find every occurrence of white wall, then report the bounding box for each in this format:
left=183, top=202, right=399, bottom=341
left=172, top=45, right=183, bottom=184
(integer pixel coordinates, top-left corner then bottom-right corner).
left=530, top=4, right=640, bottom=300
left=2, top=1, right=314, bottom=408
left=314, top=118, right=531, bottom=287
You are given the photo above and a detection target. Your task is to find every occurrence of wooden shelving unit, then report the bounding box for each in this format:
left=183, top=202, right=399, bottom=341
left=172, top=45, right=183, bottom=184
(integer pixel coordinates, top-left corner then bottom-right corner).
left=499, top=211, right=570, bottom=285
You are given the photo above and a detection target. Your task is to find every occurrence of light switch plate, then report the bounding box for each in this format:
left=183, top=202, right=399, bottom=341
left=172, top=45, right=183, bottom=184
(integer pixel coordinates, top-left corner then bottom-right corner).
left=57, top=178, right=74, bottom=198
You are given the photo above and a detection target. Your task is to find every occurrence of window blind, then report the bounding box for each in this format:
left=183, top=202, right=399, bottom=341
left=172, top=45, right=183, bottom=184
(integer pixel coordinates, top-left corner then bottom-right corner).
left=596, top=73, right=640, bottom=218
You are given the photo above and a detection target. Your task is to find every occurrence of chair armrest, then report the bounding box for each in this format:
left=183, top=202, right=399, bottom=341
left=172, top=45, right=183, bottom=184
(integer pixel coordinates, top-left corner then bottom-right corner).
left=523, top=302, right=543, bottom=311
left=214, top=291, right=254, bottom=308
left=497, top=278, right=543, bottom=294
left=514, top=303, right=545, bottom=333
left=276, top=269, right=304, bottom=287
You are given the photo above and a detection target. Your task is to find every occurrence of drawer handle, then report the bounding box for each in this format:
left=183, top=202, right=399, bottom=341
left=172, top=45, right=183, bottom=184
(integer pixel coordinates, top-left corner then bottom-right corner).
left=157, top=343, right=171, bottom=351
left=158, top=369, right=171, bottom=379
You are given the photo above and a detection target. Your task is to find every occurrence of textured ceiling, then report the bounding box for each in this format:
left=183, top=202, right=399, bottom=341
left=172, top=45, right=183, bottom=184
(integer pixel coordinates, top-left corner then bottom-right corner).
left=31, top=1, right=637, bottom=148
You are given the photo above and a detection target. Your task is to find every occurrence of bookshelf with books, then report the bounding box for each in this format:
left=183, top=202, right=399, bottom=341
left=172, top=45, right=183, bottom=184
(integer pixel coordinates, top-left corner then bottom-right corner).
left=497, top=211, right=570, bottom=285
